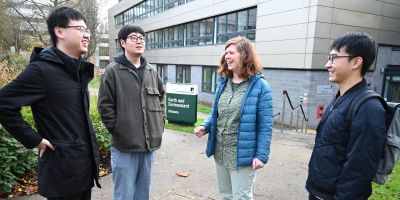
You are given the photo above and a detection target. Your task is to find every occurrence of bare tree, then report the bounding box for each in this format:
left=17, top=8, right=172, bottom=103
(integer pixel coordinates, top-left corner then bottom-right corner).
left=1, top=0, right=101, bottom=58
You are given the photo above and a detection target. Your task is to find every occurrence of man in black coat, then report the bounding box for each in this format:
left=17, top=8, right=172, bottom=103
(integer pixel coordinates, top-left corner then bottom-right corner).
left=306, top=32, right=386, bottom=200
left=0, top=7, right=100, bottom=200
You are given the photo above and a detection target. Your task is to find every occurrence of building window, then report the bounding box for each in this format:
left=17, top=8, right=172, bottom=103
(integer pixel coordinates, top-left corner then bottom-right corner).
left=164, top=0, right=185, bottom=10
left=216, top=8, right=257, bottom=44
left=115, top=14, right=124, bottom=28
left=157, top=64, right=168, bottom=84
left=99, top=47, right=109, bottom=56
left=115, top=0, right=196, bottom=28
left=176, top=65, right=191, bottom=83
left=143, top=7, right=256, bottom=50
left=186, top=21, right=199, bottom=46
left=202, top=66, right=217, bottom=93
left=99, top=60, right=110, bottom=69
left=115, top=39, right=122, bottom=53
left=124, top=8, right=134, bottom=25
left=383, top=66, right=400, bottom=102
left=199, top=18, right=214, bottom=45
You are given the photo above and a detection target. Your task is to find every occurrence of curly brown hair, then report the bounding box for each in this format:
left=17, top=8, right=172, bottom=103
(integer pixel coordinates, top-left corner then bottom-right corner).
left=218, top=36, right=262, bottom=79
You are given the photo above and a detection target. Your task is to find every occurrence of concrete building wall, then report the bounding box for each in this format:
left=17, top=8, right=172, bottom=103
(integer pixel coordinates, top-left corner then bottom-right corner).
left=312, top=0, right=400, bottom=70
left=108, top=0, right=400, bottom=128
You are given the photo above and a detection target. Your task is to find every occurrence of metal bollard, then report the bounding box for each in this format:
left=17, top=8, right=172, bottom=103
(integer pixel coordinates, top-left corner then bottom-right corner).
left=280, top=93, right=286, bottom=134
left=295, top=109, right=299, bottom=132
left=289, top=111, right=293, bottom=130
left=305, top=120, right=308, bottom=134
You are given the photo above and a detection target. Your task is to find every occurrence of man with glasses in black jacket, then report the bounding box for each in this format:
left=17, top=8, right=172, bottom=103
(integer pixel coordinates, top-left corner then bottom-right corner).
left=0, top=7, right=100, bottom=200
left=306, top=32, right=386, bottom=200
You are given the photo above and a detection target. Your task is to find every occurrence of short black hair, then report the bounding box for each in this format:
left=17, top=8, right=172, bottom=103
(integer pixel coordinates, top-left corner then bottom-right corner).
left=118, top=25, right=145, bottom=52
left=46, top=7, right=87, bottom=46
left=330, top=32, right=376, bottom=77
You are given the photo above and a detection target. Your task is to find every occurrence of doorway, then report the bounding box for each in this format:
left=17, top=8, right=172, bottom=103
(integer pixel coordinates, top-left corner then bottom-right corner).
left=383, top=65, right=400, bottom=103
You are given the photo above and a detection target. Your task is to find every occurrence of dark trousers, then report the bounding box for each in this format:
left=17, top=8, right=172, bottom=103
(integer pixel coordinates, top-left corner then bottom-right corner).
left=47, top=189, right=91, bottom=200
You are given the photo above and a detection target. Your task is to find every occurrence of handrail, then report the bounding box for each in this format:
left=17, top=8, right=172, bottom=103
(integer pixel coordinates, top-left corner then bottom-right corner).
left=283, top=90, right=308, bottom=122
left=272, top=113, right=280, bottom=118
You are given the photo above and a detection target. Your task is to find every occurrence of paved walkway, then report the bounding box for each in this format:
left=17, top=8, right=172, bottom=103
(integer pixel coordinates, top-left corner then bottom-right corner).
left=12, top=128, right=314, bottom=200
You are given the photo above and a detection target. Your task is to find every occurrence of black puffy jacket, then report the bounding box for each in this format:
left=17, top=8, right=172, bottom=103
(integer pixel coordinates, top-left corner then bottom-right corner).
left=0, top=47, right=100, bottom=198
left=306, top=79, right=386, bottom=200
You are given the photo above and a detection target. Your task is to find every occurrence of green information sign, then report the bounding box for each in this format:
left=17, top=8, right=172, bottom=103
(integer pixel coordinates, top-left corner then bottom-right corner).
left=166, top=83, right=198, bottom=125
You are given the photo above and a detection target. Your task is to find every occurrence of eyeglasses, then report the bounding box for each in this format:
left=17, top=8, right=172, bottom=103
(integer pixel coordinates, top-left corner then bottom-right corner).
left=65, top=25, right=91, bottom=36
left=127, top=35, right=146, bottom=43
left=327, top=55, right=356, bottom=63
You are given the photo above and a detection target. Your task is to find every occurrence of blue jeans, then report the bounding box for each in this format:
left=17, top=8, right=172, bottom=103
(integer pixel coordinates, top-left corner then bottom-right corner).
left=111, top=146, right=155, bottom=200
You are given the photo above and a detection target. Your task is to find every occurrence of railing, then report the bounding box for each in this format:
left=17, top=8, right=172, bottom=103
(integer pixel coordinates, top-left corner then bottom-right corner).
left=274, top=90, right=308, bottom=133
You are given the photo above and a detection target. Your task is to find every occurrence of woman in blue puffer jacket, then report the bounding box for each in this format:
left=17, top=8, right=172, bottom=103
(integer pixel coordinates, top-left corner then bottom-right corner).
left=194, top=36, right=273, bottom=200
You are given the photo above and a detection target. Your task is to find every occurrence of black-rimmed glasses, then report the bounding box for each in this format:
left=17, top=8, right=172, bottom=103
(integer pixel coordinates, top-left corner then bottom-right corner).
left=127, top=35, right=146, bottom=43
left=65, top=25, right=91, bottom=35
left=327, top=55, right=355, bottom=63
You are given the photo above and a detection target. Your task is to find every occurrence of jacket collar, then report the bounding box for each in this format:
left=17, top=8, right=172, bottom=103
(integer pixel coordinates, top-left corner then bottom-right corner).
left=114, top=54, right=147, bottom=70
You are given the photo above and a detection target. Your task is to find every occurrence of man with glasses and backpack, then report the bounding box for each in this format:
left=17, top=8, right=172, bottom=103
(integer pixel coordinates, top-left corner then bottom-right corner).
left=306, top=32, right=388, bottom=200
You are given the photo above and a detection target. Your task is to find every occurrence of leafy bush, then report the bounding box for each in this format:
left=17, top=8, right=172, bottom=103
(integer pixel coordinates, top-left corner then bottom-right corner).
left=0, top=53, right=27, bottom=87
left=90, top=96, right=110, bottom=153
left=0, top=108, right=37, bottom=193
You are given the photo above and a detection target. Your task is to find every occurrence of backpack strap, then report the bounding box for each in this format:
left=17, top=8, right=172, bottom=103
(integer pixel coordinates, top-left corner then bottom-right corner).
left=347, top=89, right=388, bottom=120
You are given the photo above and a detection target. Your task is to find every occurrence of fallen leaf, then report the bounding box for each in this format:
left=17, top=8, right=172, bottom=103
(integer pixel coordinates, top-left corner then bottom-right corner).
left=176, top=171, right=189, bottom=177
left=99, top=170, right=108, bottom=177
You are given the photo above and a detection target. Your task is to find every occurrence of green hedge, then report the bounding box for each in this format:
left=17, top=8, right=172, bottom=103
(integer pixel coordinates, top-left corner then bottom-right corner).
left=0, top=108, right=37, bottom=193
left=90, top=96, right=110, bottom=153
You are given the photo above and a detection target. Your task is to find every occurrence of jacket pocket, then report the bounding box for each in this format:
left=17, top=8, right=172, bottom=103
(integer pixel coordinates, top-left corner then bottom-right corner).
left=146, top=87, right=162, bottom=111
left=37, top=139, right=93, bottom=196
left=314, top=145, right=341, bottom=178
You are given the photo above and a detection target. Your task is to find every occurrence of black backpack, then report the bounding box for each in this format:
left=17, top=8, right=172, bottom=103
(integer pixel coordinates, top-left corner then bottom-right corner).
left=347, top=89, right=400, bottom=184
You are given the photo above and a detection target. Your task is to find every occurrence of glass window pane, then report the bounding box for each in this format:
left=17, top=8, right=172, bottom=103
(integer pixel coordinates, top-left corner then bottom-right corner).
left=238, top=10, right=247, bottom=31
left=192, top=21, right=199, bottom=37
left=200, top=20, right=206, bottom=36
left=184, top=66, right=191, bottom=83
left=248, top=8, right=257, bottom=30
left=163, top=66, right=168, bottom=83
left=217, top=35, right=226, bottom=44
left=227, top=13, right=236, bottom=33
left=206, top=18, right=214, bottom=35
left=212, top=68, right=216, bottom=92
left=176, top=66, right=183, bottom=83
left=247, top=32, right=255, bottom=41
left=217, top=15, right=226, bottom=34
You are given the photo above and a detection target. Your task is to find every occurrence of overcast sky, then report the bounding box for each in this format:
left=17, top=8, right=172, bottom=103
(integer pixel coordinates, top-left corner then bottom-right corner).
left=98, top=0, right=118, bottom=22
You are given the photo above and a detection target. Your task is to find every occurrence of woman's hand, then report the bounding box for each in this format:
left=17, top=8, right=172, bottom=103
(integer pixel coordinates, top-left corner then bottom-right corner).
left=194, top=126, right=206, bottom=137
left=252, top=158, right=264, bottom=170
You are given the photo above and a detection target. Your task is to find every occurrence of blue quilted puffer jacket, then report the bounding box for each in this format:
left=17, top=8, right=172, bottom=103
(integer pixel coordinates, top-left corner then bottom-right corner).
left=202, top=73, right=273, bottom=167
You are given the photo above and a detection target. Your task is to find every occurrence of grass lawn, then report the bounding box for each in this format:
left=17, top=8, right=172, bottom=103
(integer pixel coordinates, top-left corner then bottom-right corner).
left=370, top=161, right=400, bottom=199
left=89, top=77, right=100, bottom=88
left=165, top=119, right=204, bottom=134
left=197, top=103, right=212, bottom=114
left=165, top=103, right=210, bottom=133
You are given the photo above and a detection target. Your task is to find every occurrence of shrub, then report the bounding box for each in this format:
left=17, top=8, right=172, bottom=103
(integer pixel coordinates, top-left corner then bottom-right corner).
left=0, top=108, right=37, bottom=193
left=90, top=96, right=110, bottom=153
left=0, top=53, right=27, bottom=87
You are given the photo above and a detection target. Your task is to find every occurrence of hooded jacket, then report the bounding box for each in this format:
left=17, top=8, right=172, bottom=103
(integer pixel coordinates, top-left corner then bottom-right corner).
left=97, top=54, right=165, bottom=152
left=306, top=79, right=386, bottom=200
left=202, top=73, right=273, bottom=166
left=0, top=47, right=100, bottom=198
